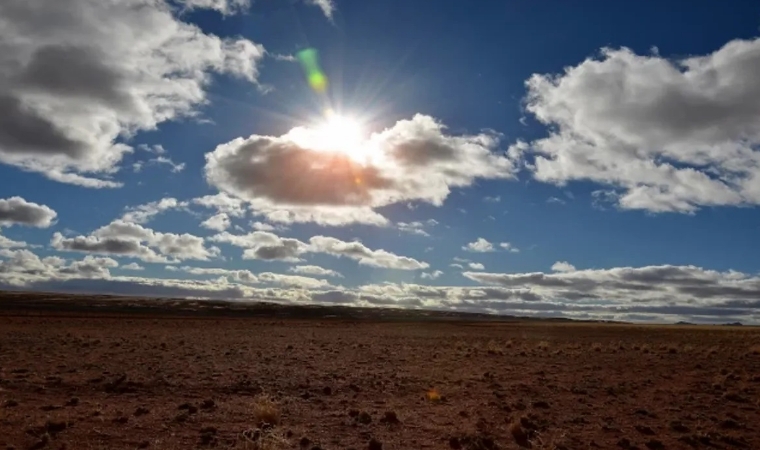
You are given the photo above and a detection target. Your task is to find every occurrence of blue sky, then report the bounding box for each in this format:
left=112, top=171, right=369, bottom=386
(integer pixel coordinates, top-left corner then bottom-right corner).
left=2, top=0, right=760, bottom=323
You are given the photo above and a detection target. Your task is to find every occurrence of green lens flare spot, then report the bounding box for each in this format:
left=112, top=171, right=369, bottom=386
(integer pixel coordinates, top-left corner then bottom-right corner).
left=297, top=48, right=328, bottom=93
left=308, top=72, right=328, bottom=92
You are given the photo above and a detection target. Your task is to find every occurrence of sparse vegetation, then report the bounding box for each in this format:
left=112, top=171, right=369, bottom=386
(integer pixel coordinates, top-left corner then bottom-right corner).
left=252, top=395, right=280, bottom=427
left=2, top=302, right=760, bottom=449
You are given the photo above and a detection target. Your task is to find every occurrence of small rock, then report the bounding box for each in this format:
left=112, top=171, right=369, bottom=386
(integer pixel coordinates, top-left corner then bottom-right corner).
left=368, top=438, right=382, bottom=450
left=357, top=412, right=372, bottom=424
left=299, top=437, right=311, bottom=447
left=645, top=439, right=664, bottom=450
left=46, top=420, right=68, bottom=435
left=200, top=399, right=215, bottom=410
left=380, top=411, right=400, bottom=424
left=323, top=386, right=332, bottom=396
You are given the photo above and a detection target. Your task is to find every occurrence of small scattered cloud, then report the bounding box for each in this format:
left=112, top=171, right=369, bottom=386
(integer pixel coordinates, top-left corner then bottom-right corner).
left=289, top=265, right=343, bottom=278
left=421, top=270, right=443, bottom=280
left=468, top=262, right=485, bottom=270
left=499, top=242, right=520, bottom=253
left=121, top=262, right=145, bottom=271
left=463, top=238, right=494, bottom=252
left=201, top=213, right=231, bottom=232
left=551, top=261, right=576, bottom=273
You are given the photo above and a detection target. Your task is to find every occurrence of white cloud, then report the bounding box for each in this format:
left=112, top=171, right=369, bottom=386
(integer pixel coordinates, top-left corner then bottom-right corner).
left=463, top=238, right=494, bottom=252
left=258, top=272, right=331, bottom=289
left=306, top=0, right=335, bottom=19
left=180, top=0, right=250, bottom=15
left=201, top=213, right=231, bottom=232
left=52, top=220, right=219, bottom=263
left=468, top=262, right=485, bottom=270
left=211, top=231, right=306, bottom=262
left=289, top=265, right=343, bottom=278
left=421, top=270, right=443, bottom=280
left=521, top=37, right=760, bottom=213
left=212, top=231, right=428, bottom=270
left=449, top=263, right=464, bottom=269
left=0, top=234, right=27, bottom=248
left=251, top=221, right=276, bottom=231
left=483, top=196, right=501, bottom=203
left=397, top=220, right=438, bottom=237
left=308, top=236, right=429, bottom=270
left=551, top=261, right=576, bottom=273
left=0, top=0, right=264, bottom=186
left=5, top=246, right=760, bottom=323
left=122, top=262, right=144, bottom=271
left=193, top=193, right=246, bottom=217
left=121, top=198, right=187, bottom=224
left=499, top=242, right=520, bottom=253
left=205, top=114, right=514, bottom=226
left=0, top=197, right=57, bottom=228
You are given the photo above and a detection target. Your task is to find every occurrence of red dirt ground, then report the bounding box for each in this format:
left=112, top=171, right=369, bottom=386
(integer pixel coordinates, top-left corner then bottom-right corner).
left=2, top=304, right=760, bottom=449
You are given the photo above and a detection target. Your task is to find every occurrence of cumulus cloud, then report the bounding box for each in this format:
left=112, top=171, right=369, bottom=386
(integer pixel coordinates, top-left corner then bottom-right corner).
left=520, top=37, right=760, bottom=213
left=468, top=262, right=485, bottom=270
left=201, top=213, right=231, bottom=232
left=0, top=0, right=264, bottom=186
left=421, top=270, right=443, bottom=280
left=211, top=231, right=306, bottom=262
left=463, top=238, right=494, bottom=252
left=121, top=198, right=187, bottom=224
left=289, top=265, right=343, bottom=278
left=306, top=0, right=335, bottom=19
left=0, top=249, right=119, bottom=286
left=205, top=114, right=515, bottom=225
left=499, top=242, right=520, bottom=253
left=551, top=261, right=576, bottom=272
left=52, top=220, right=219, bottom=263
left=4, top=245, right=760, bottom=323
left=0, top=197, right=57, bottom=228
left=397, top=219, right=438, bottom=237
left=121, top=262, right=144, bottom=271
left=193, top=193, right=246, bottom=217
left=308, top=236, right=429, bottom=270
left=212, top=231, right=428, bottom=270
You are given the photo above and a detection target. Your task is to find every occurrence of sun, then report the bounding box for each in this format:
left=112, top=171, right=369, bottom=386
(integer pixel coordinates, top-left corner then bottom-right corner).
left=313, top=113, right=364, bottom=157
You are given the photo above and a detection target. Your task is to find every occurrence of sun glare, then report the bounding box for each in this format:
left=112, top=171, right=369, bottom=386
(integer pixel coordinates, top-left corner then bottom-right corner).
left=313, top=114, right=364, bottom=156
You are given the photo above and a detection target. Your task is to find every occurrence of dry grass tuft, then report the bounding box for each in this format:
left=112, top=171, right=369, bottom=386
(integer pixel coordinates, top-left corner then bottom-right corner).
left=591, top=342, right=602, bottom=352
left=252, top=395, right=280, bottom=428
left=486, top=340, right=504, bottom=355
left=238, top=428, right=289, bottom=450
left=537, top=341, right=550, bottom=351
left=749, top=344, right=760, bottom=355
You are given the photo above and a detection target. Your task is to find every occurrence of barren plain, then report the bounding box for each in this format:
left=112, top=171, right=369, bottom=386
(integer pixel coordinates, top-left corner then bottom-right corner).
left=1, top=293, right=760, bottom=449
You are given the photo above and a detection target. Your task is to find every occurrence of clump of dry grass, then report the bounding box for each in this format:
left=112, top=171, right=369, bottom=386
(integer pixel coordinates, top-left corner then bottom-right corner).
left=238, top=428, right=289, bottom=450
left=748, top=344, right=760, bottom=355
left=536, top=341, right=550, bottom=351
left=591, top=342, right=602, bottom=352
left=486, top=340, right=504, bottom=355
left=252, top=395, right=280, bottom=428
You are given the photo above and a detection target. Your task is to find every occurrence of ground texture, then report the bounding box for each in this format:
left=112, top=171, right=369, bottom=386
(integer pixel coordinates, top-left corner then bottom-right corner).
left=2, top=307, right=760, bottom=449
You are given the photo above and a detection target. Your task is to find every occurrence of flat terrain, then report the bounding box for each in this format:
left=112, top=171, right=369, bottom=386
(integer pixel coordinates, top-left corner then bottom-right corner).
left=1, top=296, right=760, bottom=449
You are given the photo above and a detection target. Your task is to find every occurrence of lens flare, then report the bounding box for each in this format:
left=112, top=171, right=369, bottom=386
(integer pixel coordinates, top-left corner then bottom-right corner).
left=297, top=48, right=328, bottom=93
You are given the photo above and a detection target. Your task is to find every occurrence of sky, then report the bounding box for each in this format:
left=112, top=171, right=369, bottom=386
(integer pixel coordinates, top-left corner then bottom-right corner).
left=2, top=0, right=760, bottom=324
